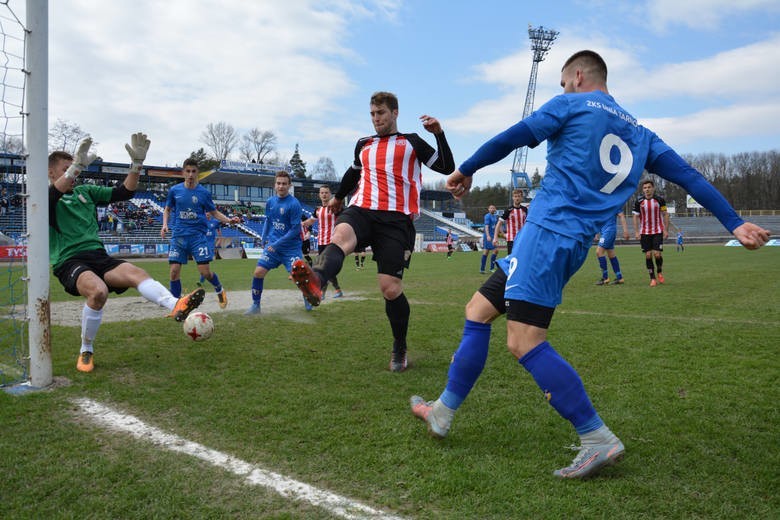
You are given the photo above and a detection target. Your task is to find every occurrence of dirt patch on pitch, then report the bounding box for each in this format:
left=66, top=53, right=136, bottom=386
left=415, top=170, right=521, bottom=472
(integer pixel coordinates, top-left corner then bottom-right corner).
left=50, top=289, right=364, bottom=326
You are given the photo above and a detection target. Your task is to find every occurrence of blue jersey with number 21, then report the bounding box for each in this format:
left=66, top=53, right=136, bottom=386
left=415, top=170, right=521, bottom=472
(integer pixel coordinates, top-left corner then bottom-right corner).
left=524, top=91, right=670, bottom=243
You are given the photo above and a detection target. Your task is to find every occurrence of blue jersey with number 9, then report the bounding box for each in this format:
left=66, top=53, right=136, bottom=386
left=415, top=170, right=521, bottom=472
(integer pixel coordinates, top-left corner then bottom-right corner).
left=525, top=91, right=670, bottom=242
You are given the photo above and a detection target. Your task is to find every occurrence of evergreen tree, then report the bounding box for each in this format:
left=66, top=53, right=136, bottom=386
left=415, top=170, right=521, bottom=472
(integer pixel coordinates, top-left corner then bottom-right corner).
left=188, top=147, right=219, bottom=171
left=289, top=143, right=307, bottom=178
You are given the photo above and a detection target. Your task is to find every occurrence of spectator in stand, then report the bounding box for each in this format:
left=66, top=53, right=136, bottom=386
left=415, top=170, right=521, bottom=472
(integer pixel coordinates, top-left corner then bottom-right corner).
left=0, top=188, right=8, bottom=216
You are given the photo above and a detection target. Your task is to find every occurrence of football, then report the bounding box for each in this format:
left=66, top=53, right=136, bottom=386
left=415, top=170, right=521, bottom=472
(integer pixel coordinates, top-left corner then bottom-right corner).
left=183, top=311, right=214, bottom=341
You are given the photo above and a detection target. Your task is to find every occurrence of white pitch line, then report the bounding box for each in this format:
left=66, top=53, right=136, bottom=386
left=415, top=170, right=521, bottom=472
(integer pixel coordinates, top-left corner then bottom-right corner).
left=73, top=398, right=405, bottom=520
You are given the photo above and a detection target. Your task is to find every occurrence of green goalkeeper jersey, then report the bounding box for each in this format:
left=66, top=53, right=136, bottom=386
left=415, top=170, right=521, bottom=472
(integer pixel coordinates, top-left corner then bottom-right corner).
left=50, top=184, right=113, bottom=269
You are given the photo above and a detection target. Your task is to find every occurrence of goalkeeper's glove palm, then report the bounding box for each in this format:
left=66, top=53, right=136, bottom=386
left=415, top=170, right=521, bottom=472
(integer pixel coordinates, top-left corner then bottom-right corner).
left=64, top=137, right=97, bottom=180
left=125, top=132, right=151, bottom=174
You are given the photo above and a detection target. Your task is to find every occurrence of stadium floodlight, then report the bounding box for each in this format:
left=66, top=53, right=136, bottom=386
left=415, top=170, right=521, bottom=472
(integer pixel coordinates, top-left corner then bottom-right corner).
left=510, top=24, right=558, bottom=195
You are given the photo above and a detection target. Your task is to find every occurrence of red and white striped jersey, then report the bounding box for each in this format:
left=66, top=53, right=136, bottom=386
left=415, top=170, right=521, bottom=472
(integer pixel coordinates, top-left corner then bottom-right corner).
left=347, top=132, right=454, bottom=216
left=316, top=205, right=337, bottom=246
left=499, top=205, right=528, bottom=241
left=633, top=195, right=667, bottom=234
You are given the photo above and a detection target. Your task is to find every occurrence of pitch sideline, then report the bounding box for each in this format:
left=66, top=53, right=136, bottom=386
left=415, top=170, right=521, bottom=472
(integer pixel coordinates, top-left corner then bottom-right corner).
left=73, top=397, right=405, bottom=520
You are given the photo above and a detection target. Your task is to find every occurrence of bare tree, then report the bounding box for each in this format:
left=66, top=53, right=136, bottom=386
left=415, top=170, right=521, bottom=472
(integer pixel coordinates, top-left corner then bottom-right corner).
left=200, top=122, right=238, bottom=161
left=311, top=156, right=337, bottom=180
left=242, top=128, right=277, bottom=163
left=48, top=119, right=91, bottom=154
left=0, top=134, right=24, bottom=154
left=238, top=139, right=254, bottom=162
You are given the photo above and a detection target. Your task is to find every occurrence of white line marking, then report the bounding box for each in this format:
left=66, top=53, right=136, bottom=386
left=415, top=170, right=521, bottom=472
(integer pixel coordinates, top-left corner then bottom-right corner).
left=73, top=398, right=405, bottom=520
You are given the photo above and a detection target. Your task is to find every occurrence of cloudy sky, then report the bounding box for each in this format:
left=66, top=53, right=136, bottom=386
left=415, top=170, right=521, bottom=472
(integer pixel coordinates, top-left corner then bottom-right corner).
left=35, top=0, right=780, bottom=186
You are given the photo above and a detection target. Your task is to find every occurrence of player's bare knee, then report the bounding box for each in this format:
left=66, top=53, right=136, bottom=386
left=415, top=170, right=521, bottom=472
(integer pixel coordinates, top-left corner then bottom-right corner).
left=84, top=286, right=109, bottom=309
left=465, top=292, right=497, bottom=323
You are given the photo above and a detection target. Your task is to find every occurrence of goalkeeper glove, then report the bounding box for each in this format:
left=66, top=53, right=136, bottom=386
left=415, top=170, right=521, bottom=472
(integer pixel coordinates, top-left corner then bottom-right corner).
left=64, top=137, right=97, bottom=180
left=125, top=132, right=151, bottom=174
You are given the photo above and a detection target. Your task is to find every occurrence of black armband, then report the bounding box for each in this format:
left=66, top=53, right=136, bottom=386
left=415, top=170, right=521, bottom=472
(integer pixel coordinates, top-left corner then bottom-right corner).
left=110, top=184, right=135, bottom=202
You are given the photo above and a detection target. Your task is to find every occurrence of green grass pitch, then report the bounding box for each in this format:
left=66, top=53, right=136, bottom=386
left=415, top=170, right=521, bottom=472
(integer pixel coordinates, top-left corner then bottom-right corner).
left=1, top=245, right=778, bottom=518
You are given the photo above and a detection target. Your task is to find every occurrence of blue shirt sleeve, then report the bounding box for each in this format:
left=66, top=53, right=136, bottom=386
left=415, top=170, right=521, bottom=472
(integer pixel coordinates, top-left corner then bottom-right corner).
left=261, top=207, right=271, bottom=245
left=648, top=150, right=744, bottom=232
left=459, top=121, right=537, bottom=176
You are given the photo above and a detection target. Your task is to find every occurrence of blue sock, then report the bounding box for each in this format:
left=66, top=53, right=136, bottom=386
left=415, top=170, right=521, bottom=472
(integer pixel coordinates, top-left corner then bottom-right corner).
left=209, top=272, right=223, bottom=293
left=170, top=279, right=182, bottom=298
left=251, top=277, right=264, bottom=304
left=518, top=341, right=603, bottom=434
left=199, top=275, right=205, bottom=283
left=439, top=320, right=491, bottom=410
left=480, top=255, right=487, bottom=271
left=490, top=253, right=497, bottom=269
left=598, top=256, right=608, bottom=279
left=610, top=257, right=622, bottom=279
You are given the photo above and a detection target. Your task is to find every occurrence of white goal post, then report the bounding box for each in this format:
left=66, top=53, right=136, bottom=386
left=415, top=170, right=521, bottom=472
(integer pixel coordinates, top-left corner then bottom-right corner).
left=25, top=0, right=49, bottom=388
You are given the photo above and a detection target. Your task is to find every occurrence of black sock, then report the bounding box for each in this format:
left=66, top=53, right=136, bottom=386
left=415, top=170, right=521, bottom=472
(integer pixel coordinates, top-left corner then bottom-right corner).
left=316, top=245, right=345, bottom=290
left=385, top=293, right=410, bottom=354
left=646, top=257, right=655, bottom=278
left=655, top=255, right=663, bottom=272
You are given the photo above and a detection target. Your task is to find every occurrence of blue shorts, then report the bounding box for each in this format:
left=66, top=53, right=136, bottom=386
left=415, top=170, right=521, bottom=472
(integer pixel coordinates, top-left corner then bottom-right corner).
left=598, top=227, right=616, bottom=250
left=256, top=246, right=302, bottom=273
left=483, top=236, right=496, bottom=251
left=168, top=234, right=212, bottom=264
left=499, top=222, right=590, bottom=308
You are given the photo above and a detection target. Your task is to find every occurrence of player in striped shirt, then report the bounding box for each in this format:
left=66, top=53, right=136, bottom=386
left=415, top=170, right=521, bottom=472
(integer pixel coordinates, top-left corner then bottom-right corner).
left=291, top=91, right=455, bottom=372
left=494, top=189, right=528, bottom=256
left=632, top=179, right=669, bottom=286
left=303, top=185, right=343, bottom=298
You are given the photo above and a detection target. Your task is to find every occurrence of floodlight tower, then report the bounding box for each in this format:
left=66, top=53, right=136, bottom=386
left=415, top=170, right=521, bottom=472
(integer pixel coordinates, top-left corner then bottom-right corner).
left=510, top=25, right=558, bottom=196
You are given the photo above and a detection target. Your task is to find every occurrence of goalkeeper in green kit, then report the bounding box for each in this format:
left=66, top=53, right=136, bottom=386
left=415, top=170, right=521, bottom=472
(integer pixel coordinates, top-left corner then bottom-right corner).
left=48, top=133, right=205, bottom=373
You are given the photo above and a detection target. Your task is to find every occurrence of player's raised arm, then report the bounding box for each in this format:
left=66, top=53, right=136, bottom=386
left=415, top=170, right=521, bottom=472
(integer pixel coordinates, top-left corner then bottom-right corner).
left=54, top=137, right=96, bottom=193
left=123, top=132, right=151, bottom=191
left=419, top=115, right=455, bottom=174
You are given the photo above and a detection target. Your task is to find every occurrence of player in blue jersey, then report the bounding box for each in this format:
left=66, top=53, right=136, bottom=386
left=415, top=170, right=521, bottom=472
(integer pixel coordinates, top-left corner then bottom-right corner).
left=161, top=158, right=240, bottom=308
left=244, top=170, right=308, bottom=314
left=594, top=210, right=629, bottom=285
left=410, top=50, right=770, bottom=479
left=480, top=205, right=498, bottom=273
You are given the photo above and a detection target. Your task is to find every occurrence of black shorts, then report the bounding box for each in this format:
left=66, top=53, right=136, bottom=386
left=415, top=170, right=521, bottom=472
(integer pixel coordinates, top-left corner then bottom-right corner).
left=640, top=233, right=664, bottom=252
left=302, top=239, right=311, bottom=255
left=53, top=249, right=129, bottom=297
left=337, top=206, right=414, bottom=278
left=477, top=268, right=555, bottom=329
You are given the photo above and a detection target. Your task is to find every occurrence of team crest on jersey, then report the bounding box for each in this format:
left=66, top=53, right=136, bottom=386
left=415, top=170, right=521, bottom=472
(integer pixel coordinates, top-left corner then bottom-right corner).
left=191, top=195, right=198, bottom=204
left=280, top=207, right=285, bottom=215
